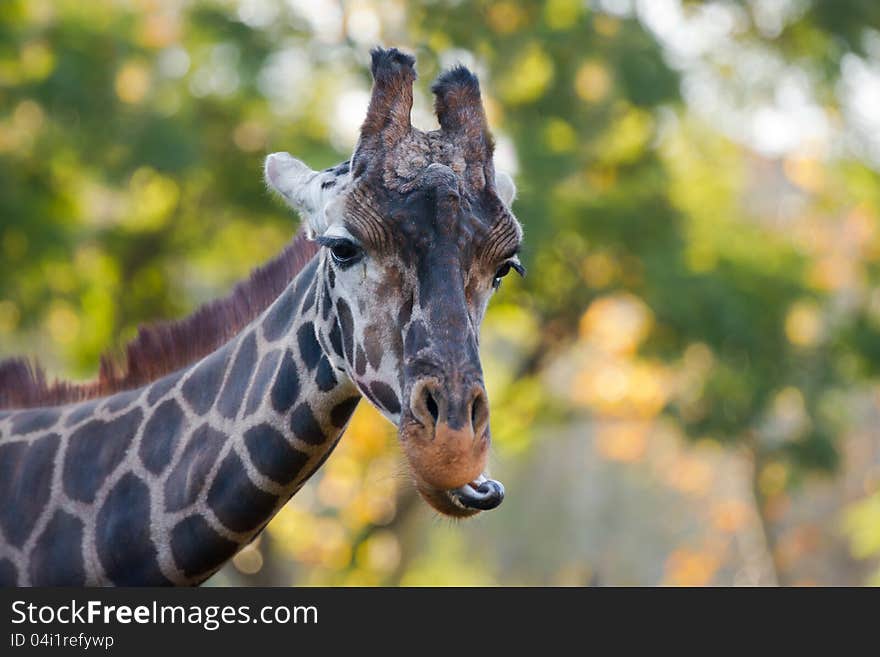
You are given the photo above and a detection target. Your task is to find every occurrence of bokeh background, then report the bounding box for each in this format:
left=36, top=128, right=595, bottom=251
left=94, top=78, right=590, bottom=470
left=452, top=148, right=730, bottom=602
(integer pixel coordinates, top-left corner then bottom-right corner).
left=2, top=0, right=880, bottom=586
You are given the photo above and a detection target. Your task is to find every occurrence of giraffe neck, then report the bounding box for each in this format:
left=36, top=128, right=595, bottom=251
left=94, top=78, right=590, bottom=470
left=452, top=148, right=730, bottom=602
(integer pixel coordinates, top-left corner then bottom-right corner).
left=0, top=253, right=361, bottom=586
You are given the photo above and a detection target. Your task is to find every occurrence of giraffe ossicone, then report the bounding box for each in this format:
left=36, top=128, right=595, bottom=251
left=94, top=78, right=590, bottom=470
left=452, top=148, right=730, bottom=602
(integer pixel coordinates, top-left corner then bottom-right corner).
left=0, top=47, right=523, bottom=586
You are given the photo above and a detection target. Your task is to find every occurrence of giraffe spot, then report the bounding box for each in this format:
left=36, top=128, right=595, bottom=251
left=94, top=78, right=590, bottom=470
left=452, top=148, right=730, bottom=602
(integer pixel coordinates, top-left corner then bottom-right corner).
left=139, top=399, right=185, bottom=475
left=245, top=349, right=281, bottom=416
left=297, top=323, right=322, bottom=371
left=10, top=408, right=59, bottom=435
left=322, top=284, right=333, bottom=320
left=405, top=319, right=429, bottom=354
left=398, top=292, right=414, bottom=326
left=216, top=332, right=257, bottom=419
left=29, top=510, right=85, bottom=586
left=97, top=473, right=171, bottom=586
left=328, top=318, right=344, bottom=360
left=315, top=356, right=338, bottom=391
left=262, top=287, right=297, bottom=342
left=0, top=433, right=59, bottom=548
left=369, top=381, right=401, bottom=415
left=182, top=348, right=230, bottom=416
left=293, top=260, right=316, bottom=299
left=0, top=559, right=17, bottom=586
left=355, top=345, right=367, bottom=376
left=64, top=400, right=99, bottom=428
left=104, top=388, right=139, bottom=413
left=301, top=277, right=317, bottom=313
left=171, top=515, right=238, bottom=579
left=361, top=385, right=381, bottom=410
left=244, top=423, right=310, bottom=486
left=364, top=326, right=384, bottom=370
left=164, top=424, right=226, bottom=512
left=147, top=372, right=180, bottom=406
left=336, top=298, right=355, bottom=363
left=207, top=450, right=278, bottom=533
left=290, top=403, right=325, bottom=445
left=64, top=408, right=143, bottom=503
left=330, top=396, right=360, bottom=428
left=270, top=351, right=300, bottom=414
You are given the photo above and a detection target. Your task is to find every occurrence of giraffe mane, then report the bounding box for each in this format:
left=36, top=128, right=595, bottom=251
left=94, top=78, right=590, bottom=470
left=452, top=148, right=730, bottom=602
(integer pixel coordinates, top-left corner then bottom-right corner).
left=0, top=227, right=319, bottom=410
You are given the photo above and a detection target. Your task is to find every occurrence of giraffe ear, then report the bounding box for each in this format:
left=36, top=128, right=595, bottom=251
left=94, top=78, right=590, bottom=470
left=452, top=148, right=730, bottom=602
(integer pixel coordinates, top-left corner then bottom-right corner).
left=264, top=152, right=343, bottom=237
left=495, top=171, right=516, bottom=207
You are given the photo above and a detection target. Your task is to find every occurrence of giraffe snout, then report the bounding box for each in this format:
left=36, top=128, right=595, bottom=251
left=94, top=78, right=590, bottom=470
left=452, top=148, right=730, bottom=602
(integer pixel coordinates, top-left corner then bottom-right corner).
left=409, top=377, right=489, bottom=439
left=400, top=376, right=502, bottom=516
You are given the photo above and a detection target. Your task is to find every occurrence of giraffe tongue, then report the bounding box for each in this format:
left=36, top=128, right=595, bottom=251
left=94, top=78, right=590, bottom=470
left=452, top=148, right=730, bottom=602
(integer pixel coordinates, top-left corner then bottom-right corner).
left=449, top=476, right=505, bottom=511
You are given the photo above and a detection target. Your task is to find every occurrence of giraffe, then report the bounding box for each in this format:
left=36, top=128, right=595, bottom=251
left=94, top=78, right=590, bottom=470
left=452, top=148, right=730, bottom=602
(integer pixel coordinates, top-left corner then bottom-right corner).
left=0, top=48, right=523, bottom=586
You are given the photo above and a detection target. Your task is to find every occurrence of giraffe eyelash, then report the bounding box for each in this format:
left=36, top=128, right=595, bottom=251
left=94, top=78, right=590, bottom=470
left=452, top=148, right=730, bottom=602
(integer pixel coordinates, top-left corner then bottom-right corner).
left=492, top=258, right=525, bottom=289
left=316, top=236, right=364, bottom=268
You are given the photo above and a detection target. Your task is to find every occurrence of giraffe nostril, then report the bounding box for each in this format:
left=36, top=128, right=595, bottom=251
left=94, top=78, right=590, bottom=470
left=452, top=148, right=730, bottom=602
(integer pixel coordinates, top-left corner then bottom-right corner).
left=425, top=392, right=439, bottom=424
left=409, top=379, right=444, bottom=429
left=470, top=388, right=489, bottom=437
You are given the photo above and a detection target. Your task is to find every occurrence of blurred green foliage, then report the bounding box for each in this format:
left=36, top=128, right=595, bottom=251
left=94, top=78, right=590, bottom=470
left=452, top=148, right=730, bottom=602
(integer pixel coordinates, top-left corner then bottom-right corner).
left=1, top=0, right=879, bottom=585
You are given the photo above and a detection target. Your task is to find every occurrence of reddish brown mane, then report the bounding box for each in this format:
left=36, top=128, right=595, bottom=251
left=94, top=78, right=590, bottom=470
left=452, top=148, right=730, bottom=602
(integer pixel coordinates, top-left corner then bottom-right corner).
left=0, top=228, right=319, bottom=410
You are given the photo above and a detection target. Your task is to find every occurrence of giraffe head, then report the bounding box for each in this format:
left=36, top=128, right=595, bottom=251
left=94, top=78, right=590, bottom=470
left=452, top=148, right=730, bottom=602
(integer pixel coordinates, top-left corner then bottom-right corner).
left=264, top=48, right=522, bottom=517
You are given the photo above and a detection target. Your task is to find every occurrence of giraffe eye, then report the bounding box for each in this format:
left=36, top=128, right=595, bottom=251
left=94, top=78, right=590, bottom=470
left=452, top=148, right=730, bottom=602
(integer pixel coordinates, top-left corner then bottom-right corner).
left=317, top=237, right=363, bottom=268
left=492, top=259, right=525, bottom=289
left=330, top=242, right=359, bottom=264
left=492, top=263, right=511, bottom=289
